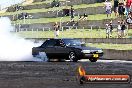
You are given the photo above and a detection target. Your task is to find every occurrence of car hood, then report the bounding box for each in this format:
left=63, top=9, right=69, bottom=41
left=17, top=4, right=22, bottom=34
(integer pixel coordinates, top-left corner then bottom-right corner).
left=68, top=46, right=102, bottom=50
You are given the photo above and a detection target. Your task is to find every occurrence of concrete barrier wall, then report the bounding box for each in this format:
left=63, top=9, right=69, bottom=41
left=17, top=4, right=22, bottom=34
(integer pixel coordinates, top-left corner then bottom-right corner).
left=74, top=6, right=105, bottom=15
left=7, top=1, right=65, bottom=12
left=7, top=0, right=100, bottom=12
left=102, top=49, right=132, bottom=60
left=69, top=0, right=98, bottom=4
left=22, top=3, right=51, bottom=10
left=15, top=21, right=78, bottom=31
left=29, top=6, right=105, bottom=19
left=79, top=38, right=132, bottom=44
left=33, top=0, right=46, bottom=2
left=26, top=38, right=132, bottom=44
left=13, top=18, right=117, bottom=30
left=15, top=22, right=54, bottom=31
left=6, top=6, right=105, bottom=21
left=78, top=18, right=121, bottom=29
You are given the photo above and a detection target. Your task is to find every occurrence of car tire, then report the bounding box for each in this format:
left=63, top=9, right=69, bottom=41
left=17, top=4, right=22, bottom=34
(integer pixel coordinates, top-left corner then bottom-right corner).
left=69, top=52, right=78, bottom=62
left=47, top=58, right=50, bottom=62
left=32, top=52, right=38, bottom=57
left=89, top=58, right=98, bottom=62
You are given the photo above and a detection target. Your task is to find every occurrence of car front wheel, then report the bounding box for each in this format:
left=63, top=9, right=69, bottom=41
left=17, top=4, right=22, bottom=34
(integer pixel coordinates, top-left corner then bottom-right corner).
left=89, top=58, right=98, bottom=62
left=69, top=52, right=78, bottom=62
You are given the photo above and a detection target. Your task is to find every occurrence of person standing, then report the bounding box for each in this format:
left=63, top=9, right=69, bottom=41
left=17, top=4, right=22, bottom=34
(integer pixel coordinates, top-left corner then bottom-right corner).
left=105, top=24, right=111, bottom=38
left=121, top=20, right=126, bottom=38
left=126, top=12, right=132, bottom=24
left=104, top=0, right=112, bottom=17
left=126, top=0, right=132, bottom=16
left=70, top=5, right=74, bottom=21
left=109, top=21, right=113, bottom=37
left=118, top=2, right=125, bottom=19
left=53, top=22, right=60, bottom=38
left=114, top=0, right=119, bottom=16
left=117, top=21, right=121, bottom=38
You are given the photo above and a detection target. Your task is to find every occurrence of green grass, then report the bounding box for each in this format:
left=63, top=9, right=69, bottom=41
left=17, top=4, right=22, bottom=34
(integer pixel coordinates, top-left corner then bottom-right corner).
left=87, top=43, right=132, bottom=50
left=13, top=13, right=116, bottom=24
left=0, top=3, right=105, bottom=16
left=14, top=29, right=132, bottom=38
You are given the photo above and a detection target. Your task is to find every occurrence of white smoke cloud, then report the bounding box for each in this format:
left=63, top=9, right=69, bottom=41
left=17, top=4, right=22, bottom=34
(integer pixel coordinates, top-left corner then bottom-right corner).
left=0, top=0, right=25, bottom=10
left=0, top=17, right=41, bottom=61
left=0, top=0, right=46, bottom=61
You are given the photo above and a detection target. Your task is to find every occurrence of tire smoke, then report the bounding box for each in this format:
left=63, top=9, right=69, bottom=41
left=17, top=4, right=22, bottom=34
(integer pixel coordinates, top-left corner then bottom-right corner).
left=0, top=0, right=24, bottom=10
left=0, top=17, right=41, bottom=61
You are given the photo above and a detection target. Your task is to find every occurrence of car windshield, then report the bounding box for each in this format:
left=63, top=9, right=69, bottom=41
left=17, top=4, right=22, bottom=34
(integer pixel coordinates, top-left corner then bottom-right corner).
left=63, top=39, right=82, bottom=46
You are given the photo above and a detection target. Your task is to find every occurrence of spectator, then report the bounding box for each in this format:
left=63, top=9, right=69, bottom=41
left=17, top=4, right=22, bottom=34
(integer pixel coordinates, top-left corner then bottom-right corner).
left=109, top=20, right=113, bottom=36
left=121, top=20, right=126, bottom=38
left=118, top=2, right=125, bottom=19
left=129, top=4, right=132, bottom=14
left=83, top=13, right=88, bottom=19
left=18, top=12, right=27, bottom=20
left=126, top=12, right=132, bottom=24
left=17, top=12, right=33, bottom=20
left=97, top=0, right=106, bottom=3
left=126, top=0, right=132, bottom=16
left=70, top=5, right=74, bottom=21
left=104, top=0, right=112, bottom=17
left=105, top=24, right=111, bottom=38
left=53, top=22, right=60, bottom=38
left=97, top=0, right=101, bottom=3
left=55, top=0, right=60, bottom=7
left=79, top=13, right=88, bottom=20
left=51, top=0, right=60, bottom=7
left=15, top=5, right=23, bottom=11
left=114, top=0, right=119, bottom=16
left=117, top=21, right=121, bottom=38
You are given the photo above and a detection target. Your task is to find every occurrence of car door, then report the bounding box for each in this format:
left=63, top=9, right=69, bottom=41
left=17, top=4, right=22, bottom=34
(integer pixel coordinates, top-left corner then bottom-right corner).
left=44, top=40, right=56, bottom=58
left=54, top=39, right=70, bottom=59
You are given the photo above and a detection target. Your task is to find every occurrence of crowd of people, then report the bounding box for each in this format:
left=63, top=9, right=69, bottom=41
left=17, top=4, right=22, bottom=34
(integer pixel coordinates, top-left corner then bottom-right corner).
left=104, top=0, right=132, bottom=18
left=106, top=20, right=126, bottom=38
left=11, top=0, right=131, bottom=38
left=103, top=0, right=132, bottom=38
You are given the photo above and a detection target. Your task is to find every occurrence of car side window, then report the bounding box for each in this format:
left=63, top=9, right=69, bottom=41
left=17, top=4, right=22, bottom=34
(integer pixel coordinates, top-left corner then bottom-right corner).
left=46, top=40, right=56, bottom=47
left=40, top=40, right=48, bottom=48
left=54, top=40, right=61, bottom=46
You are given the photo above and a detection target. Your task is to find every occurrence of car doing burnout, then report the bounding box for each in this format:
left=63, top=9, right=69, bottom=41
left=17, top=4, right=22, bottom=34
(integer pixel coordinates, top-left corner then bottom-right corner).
left=32, top=38, right=103, bottom=62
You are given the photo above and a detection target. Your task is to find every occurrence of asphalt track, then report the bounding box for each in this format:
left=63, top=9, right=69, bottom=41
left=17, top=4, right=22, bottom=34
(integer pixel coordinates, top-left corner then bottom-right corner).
left=0, top=59, right=132, bottom=88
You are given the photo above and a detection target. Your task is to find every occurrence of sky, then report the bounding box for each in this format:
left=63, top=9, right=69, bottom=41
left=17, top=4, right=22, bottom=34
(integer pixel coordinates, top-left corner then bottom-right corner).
left=0, top=0, right=25, bottom=10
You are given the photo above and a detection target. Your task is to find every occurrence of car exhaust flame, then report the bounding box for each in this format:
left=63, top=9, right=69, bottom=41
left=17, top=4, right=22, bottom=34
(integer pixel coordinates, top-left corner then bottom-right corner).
left=78, top=66, right=86, bottom=76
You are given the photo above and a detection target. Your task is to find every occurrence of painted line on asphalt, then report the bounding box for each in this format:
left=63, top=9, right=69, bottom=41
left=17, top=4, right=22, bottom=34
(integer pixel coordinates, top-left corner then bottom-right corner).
left=79, top=59, right=132, bottom=63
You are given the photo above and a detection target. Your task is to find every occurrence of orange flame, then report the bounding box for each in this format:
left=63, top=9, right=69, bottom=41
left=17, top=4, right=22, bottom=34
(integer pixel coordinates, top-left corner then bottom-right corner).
left=78, top=66, right=86, bottom=76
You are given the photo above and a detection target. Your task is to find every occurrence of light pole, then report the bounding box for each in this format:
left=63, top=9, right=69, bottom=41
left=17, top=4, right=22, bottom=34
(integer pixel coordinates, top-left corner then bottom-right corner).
left=60, top=17, right=64, bottom=31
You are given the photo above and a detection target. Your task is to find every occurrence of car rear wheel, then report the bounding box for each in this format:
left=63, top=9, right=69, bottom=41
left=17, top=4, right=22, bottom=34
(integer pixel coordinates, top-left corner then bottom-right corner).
left=89, top=58, right=98, bottom=62
left=69, top=52, right=78, bottom=62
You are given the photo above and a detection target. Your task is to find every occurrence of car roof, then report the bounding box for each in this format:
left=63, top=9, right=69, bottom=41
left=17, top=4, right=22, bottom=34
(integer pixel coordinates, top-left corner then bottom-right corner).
left=48, top=38, right=75, bottom=40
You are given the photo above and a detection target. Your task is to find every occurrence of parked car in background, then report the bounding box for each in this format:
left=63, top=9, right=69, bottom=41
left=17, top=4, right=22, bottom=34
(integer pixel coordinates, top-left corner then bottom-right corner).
left=32, top=38, right=103, bottom=62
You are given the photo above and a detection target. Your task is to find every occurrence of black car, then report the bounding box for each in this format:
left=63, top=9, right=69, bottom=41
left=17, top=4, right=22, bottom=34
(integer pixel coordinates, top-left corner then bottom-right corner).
left=32, top=38, right=103, bottom=62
